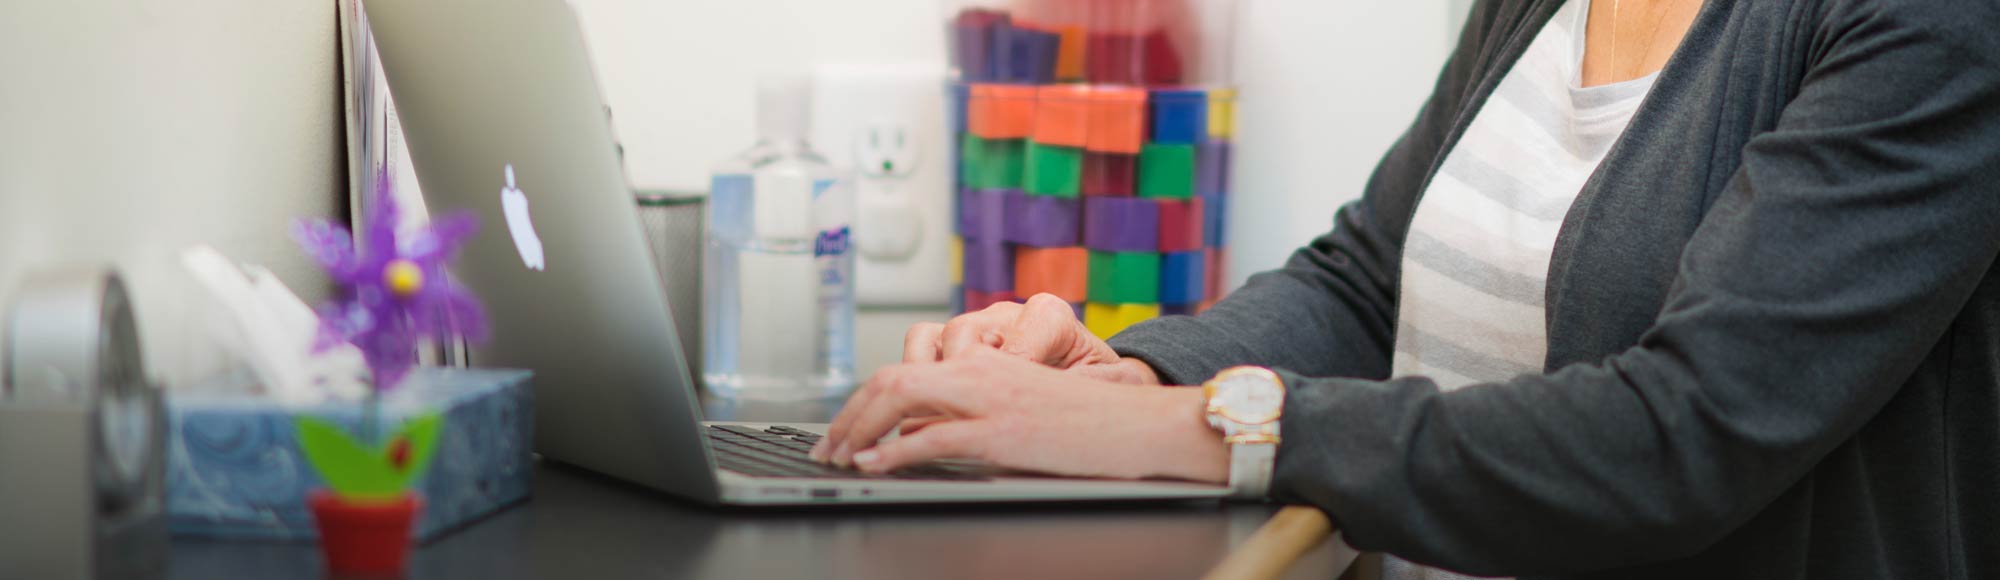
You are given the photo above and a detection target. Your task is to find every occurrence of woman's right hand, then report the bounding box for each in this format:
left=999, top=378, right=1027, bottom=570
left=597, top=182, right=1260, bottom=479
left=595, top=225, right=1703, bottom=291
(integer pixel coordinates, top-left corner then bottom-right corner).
left=903, top=293, right=1161, bottom=385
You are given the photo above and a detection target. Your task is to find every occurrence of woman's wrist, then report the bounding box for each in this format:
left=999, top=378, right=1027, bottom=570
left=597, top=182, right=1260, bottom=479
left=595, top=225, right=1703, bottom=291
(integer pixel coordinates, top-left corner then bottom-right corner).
left=1140, top=387, right=1229, bottom=484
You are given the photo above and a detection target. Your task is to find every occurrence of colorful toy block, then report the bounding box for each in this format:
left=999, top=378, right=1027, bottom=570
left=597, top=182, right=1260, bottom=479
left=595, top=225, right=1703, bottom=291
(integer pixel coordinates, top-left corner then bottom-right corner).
left=1087, top=250, right=1161, bottom=304
left=1150, top=89, right=1207, bottom=145
left=1202, top=191, right=1226, bottom=247
left=963, top=238, right=1015, bottom=293
left=1205, top=248, right=1227, bottom=302
left=996, top=23, right=1059, bottom=84
left=1160, top=250, right=1206, bottom=304
left=969, top=84, right=1037, bottom=140
left=1002, top=190, right=1081, bottom=247
left=1085, top=302, right=1161, bottom=340
left=1207, top=88, right=1237, bottom=139
left=1014, top=246, right=1089, bottom=302
left=1053, top=25, right=1087, bottom=81
left=1033, top=85, right=1091, bottom=148
left=961, top=134, right=1024, bottom=190
left=1138, top=143, right=1196, bottom=199
left=1083, top=30, right=1182, bottom=85
left=948, top=236, right=964, bottom=285
left=1025, top=142, right=1083, bottom=196
left=1086, top=88, right=1147, bottom=154
left=1081, top=153, right=1136, bottom=196
left=1196, top=140, right=1229, bottom=196
left=952, top=10, right=1007, bottom=82
left=1161, top=302, right=1201, bottom=316
left=1157, top=197, right=1205, bottom=253
left=1083, top=196, right=1160, bottom=252
left=965, top=288, right=1019, bottom=312
left=950, top=284, right=966, bottom=314
left=957, top=188, right=1010, bottom=240
left=1069, top=301, right=1087, bottom=320
left=1140, top=30, right=1185, bottom=85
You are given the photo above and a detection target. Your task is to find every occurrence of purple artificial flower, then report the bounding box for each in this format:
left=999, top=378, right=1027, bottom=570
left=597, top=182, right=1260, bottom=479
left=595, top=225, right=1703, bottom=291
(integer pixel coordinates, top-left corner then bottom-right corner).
left=294, top=175, right=489, bottom=391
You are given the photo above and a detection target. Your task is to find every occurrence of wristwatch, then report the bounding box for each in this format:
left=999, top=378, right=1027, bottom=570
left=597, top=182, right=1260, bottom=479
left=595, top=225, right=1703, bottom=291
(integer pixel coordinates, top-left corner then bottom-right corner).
left=1203, top=366, right=1284, bottom=499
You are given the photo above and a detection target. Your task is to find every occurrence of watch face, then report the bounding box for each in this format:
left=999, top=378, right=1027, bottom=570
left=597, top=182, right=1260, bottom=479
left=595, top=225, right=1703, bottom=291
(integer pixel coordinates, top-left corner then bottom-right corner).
left=1213, top=369, right=1283, bottom=425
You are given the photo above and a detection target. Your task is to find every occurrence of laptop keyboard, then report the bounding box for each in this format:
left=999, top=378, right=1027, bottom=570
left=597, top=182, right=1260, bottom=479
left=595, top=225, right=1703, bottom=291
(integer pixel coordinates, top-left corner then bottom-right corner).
left=705, top=425, right=990, bottom=481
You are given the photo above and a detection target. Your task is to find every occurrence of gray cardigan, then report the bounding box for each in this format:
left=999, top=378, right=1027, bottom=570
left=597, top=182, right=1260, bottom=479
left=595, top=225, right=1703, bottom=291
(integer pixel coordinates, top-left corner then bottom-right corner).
left=1107, top=0, right=2000, bottom=578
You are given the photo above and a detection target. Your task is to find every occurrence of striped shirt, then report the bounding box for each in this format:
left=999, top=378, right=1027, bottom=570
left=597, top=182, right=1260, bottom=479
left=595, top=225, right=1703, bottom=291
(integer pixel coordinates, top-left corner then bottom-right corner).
left=1387, top=0, right=1655, bottom=578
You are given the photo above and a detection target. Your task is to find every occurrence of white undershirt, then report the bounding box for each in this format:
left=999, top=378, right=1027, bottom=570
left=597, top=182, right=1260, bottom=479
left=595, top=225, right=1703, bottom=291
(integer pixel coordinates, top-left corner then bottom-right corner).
left=1386, top=1, right=1655, bottom=578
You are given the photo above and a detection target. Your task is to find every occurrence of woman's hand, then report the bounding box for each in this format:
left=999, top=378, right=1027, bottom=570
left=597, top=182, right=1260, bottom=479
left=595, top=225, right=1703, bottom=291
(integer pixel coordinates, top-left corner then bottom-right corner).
left=809, top=348, right=1227, bottom=482
left=903, top=293, right=1161, bottom=385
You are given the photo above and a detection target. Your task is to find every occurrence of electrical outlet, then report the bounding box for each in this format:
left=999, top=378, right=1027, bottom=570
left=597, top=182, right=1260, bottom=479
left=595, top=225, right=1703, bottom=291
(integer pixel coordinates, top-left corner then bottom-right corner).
left=811, top=64, right=953, bottom=307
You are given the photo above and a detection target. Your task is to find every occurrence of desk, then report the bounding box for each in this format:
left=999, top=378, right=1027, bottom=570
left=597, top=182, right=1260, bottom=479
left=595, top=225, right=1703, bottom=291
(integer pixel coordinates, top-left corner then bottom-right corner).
left=168, top=309, right=1359, bottom=579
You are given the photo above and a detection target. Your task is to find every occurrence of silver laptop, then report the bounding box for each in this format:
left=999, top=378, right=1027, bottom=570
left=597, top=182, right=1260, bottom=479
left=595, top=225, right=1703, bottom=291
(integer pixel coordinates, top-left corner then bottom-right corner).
left=363, top=0, right=1225, bottom=505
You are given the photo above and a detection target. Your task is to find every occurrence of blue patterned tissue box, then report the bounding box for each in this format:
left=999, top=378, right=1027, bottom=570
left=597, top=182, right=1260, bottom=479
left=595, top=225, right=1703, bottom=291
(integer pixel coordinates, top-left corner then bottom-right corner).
left=166, top=368, right=533, bottom=541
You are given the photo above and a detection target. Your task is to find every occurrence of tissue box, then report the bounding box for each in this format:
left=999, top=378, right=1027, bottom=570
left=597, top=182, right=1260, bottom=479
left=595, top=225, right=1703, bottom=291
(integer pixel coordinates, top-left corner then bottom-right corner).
left=165, top=368, right=533, bottom=542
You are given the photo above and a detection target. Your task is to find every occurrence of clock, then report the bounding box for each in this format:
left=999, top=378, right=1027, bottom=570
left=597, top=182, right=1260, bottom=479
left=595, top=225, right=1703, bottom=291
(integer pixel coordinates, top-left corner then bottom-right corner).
left=0, top=269, right=167, bottom=579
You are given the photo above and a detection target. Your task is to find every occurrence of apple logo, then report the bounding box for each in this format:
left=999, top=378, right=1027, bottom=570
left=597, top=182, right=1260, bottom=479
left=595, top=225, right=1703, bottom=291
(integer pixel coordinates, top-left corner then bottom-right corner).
left=499, top=164, right=546, bottom=271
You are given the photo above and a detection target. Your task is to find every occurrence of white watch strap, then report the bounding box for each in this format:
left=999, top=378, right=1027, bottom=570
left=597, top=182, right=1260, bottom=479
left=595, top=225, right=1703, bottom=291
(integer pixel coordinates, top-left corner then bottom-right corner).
left=1227, top=441, right=1276, bottom=499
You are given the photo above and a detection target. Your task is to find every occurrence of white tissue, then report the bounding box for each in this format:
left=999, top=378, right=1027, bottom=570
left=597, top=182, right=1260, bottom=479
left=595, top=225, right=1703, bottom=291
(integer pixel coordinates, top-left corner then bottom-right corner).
left=179, top=246, right=370, bottom=406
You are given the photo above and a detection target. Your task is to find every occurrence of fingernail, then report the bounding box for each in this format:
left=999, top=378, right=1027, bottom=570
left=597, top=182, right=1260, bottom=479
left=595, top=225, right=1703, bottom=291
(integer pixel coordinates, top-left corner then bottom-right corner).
left=853, top=450, right=881, bottom=469
left=809, top=441, right=828, bottom=462
left=832, top=442, right=852, bottom=467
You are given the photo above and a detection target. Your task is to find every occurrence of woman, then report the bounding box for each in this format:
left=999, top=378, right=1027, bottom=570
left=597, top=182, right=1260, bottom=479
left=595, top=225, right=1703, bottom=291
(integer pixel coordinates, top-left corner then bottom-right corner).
left=812, top=0, right=2000, bottom=577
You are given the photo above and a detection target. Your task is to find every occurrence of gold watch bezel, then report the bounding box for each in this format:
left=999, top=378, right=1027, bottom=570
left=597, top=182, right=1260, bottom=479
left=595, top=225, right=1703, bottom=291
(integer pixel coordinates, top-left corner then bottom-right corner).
left=1203, top=366, right=1285, bottom=426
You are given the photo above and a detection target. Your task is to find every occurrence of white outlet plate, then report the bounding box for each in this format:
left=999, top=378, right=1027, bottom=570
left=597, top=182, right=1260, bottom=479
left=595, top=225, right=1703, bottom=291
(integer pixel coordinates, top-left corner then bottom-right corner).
left=810, top=64, right=954, bottom=307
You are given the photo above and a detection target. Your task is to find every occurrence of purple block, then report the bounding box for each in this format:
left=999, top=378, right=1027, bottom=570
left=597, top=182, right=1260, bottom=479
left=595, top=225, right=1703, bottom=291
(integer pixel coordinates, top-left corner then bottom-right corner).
left=1069, top=301, right=1087, bottom=320
left=996, top=23, right=1059, bottom=84
left=1196, top=140, right=1230, bottom=197
left=963, top=238, right=1015, bottom=292
left=1003, top=191, right=1081, bottom=247
left=1083, top=197, right=1160, bottom=252
left=1161, top=303, right=1201, bottom=316
left=958, top=188, right=1011, bottom=240
left=953, top=11, right=1008, bottom=82
left=947, top=83, right=971, bottom=136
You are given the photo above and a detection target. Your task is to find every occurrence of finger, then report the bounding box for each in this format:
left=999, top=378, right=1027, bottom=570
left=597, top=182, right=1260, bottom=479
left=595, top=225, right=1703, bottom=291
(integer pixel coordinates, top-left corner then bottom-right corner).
left=997, top=294, right=1085, bottom=366
left=938, top=303, right=1018, bottom=358
left=852, top=420, right=989, bottom=474
left=832, top=367, right=988, bottom=467
left=814, top=367, right=895, bottom=461
left=894, top=415, right=949, bottom=435
left=902, top=323, right=946, bottom=362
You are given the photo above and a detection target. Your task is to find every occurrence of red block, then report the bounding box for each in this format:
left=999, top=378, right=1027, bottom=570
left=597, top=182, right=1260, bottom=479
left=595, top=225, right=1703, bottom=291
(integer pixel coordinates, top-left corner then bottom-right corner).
left=965, top=288, right=1019, bottom=312
left=1158, top=198, right=1205, bottom=252
left=1081, top=153, right=1136, bottom=196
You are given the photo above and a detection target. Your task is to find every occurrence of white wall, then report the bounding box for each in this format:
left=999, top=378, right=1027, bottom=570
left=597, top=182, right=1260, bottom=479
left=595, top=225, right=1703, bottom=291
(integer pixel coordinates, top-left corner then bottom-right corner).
left=0, top=1, right=345, bottom=386
left=574, top=0, right=1458, bottom=289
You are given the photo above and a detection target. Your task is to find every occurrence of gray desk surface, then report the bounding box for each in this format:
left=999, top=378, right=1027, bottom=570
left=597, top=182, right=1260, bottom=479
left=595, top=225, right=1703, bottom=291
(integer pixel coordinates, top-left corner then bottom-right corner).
left=168, top=309, right=1359, bottom=579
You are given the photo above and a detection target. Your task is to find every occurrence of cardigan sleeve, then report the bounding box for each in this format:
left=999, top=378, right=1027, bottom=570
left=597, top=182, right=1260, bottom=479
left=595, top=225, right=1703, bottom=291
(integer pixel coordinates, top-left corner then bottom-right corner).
left=1103, top=0, right=1517, bottom=386
left=1261, top=2, right=2000, bottom=576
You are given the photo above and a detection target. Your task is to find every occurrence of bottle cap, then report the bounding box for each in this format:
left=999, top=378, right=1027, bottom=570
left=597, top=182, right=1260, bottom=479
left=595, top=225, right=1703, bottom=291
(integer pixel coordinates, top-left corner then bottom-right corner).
left=756, top=75, right=812, bottom=141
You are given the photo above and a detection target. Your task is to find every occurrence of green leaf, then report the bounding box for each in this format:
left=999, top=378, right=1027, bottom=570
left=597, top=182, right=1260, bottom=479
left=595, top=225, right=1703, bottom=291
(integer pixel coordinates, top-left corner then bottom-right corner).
left=387, top=412, right=445, bottom=488
left=294, top=416, right=402, bottom=500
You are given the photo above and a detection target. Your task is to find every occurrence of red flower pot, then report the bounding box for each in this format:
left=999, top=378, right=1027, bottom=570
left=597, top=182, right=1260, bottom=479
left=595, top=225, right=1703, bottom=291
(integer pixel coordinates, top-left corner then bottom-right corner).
left=308, top=490, right=422, bottom=576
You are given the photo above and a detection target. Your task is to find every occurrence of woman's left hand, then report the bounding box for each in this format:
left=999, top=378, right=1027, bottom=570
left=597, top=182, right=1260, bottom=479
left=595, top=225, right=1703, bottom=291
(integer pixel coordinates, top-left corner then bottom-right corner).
left=810, top=348, right=1229, bottom=483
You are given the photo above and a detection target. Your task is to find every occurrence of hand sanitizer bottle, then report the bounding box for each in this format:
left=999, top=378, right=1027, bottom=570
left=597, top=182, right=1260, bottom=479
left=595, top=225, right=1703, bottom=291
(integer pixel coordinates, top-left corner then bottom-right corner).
left=704, top=76, right=857, bottom=401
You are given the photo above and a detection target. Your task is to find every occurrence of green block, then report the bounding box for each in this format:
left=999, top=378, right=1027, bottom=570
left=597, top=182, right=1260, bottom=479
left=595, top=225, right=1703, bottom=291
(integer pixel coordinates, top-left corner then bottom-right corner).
left=962, top=134, right=1024, bottom=190
left=1137, top=143, right=1196, bottom=199
left=1087, top=250, right=1161, bottom=303
left=1025, top=142, right=1083, bottom=197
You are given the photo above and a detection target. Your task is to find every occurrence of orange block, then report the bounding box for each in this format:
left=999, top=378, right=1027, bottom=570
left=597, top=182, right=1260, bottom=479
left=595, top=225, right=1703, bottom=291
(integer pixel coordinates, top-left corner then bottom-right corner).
left=1086, top=88, right=1147, bottom=154
left=1033, top=85, right=1091, bottom=148
left=1054, top=25, right=1088, bottom=81
left=1014, top=246, right=1089, bottom=303
left=970, top=84, right=1037, bottom=139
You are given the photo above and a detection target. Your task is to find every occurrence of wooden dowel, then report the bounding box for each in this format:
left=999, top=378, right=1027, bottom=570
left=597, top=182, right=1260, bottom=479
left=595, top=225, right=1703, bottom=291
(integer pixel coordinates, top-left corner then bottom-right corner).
left=1203, top=505, right=1339, bottom=580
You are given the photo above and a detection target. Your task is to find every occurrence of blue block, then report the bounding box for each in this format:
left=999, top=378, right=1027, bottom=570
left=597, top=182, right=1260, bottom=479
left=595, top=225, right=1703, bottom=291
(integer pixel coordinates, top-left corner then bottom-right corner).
left=1202, top=191, right=1226, bottom=247
left=948, top=83, right=971, bottom=136
left=1161, top=249, right=1207, bottom=304
left=1150, top=89, right=1208, bottom=145
left=996, top=23, right=1059, bottom=84
left=1161, top=302, right=1201, bottom=316
left=166, top=368, right=534, bottom=541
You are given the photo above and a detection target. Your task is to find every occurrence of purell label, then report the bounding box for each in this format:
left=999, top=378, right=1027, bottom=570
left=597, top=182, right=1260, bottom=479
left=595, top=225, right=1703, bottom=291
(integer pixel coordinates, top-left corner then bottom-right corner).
left=814, top=226, right=851, bottom=257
